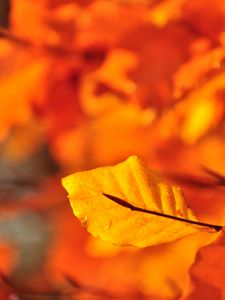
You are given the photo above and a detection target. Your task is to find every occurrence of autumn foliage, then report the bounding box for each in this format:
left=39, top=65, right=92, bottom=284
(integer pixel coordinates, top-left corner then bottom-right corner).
left=1, top=0, right=225, bottom=299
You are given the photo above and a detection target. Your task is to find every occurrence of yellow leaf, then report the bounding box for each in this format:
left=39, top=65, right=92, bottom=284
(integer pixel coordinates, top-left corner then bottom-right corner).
left=62, top=156, right=203, bottom=247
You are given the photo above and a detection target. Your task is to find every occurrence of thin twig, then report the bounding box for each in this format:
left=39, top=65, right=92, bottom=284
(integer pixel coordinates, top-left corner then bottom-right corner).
left=166, top=173, right=219, bottom=188
left=201, top=166, right=225, bottom=186
left=103, top=193, right=223, bottom=232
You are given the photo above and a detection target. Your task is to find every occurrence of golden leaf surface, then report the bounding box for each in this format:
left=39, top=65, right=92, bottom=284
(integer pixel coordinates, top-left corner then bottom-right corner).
left=62, top=155, right=201, bottom=247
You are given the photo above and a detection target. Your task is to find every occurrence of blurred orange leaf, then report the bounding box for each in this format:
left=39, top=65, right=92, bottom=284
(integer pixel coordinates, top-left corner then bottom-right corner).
left=0, top=56, right=47, bottom=141
left=185, top=229, right=225, bottom=299
left=182, top=0, right=225, bottom=45
left=62, top=155, right=202, bottom=247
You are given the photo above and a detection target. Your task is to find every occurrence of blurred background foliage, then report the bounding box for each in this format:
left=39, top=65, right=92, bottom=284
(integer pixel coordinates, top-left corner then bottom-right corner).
left=0, top=0, right=225, bottom=299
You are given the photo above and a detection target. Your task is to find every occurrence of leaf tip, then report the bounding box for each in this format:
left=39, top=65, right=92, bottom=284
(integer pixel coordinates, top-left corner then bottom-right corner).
left=61, top=175, right=74, bottom=195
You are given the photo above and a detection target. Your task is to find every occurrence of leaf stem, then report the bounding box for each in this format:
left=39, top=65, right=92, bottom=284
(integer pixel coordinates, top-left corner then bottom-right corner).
left=102, top=193, right=223, bottom=232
